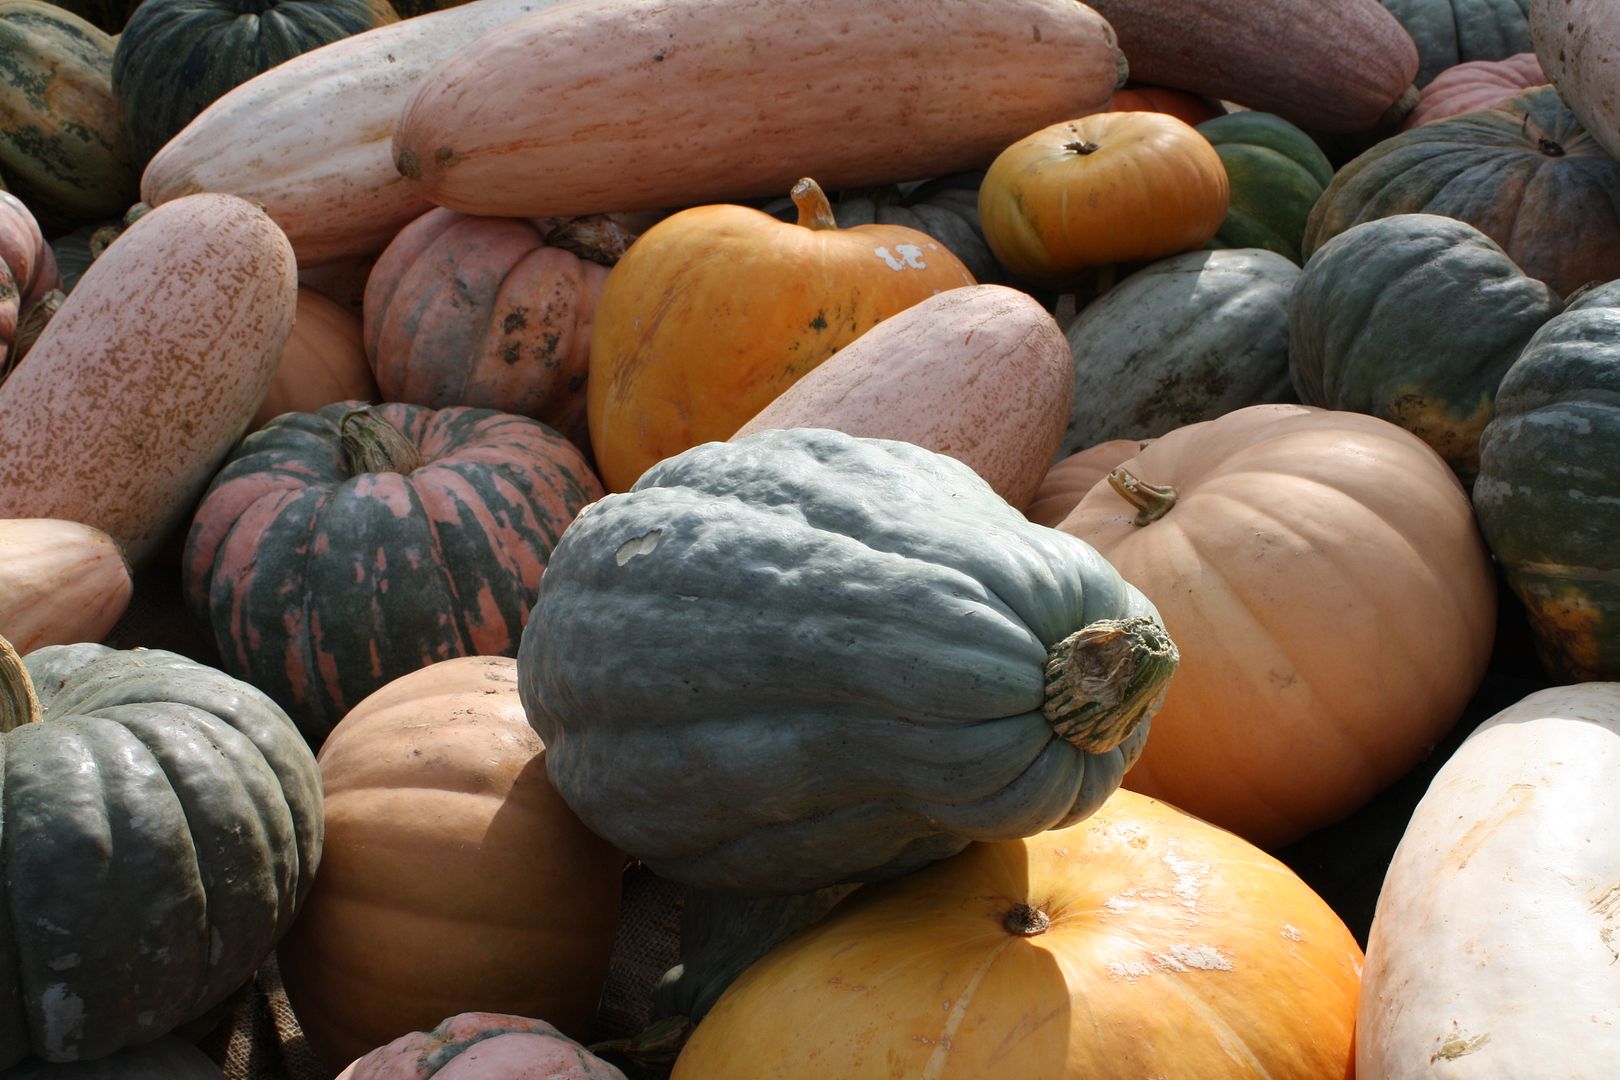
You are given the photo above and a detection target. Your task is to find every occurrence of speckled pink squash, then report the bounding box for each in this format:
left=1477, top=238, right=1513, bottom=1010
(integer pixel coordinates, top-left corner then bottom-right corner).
left=337, top=1013, right=626, bottom=1079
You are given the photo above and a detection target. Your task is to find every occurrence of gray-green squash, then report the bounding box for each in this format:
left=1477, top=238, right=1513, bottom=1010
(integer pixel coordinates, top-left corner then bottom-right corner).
left=516, top=427, right=1179, bottom=895
left=0, top=637, right=322, bottom=1066
left=1288, top=213, right=1562, bottom=482
left=1380, top=0, right=1533, bottom=87
left=1473, top=280, right=1620, bottom=682
left=1058, top=248, right=1298, bottom=456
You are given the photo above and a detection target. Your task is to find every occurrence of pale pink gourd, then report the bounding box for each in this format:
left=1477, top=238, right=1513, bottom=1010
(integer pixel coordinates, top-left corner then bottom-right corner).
left=0, top=518, right=132, bottom=654
left=1403, top=53, right=1546, bottom=129
left=336, top=1012, right=627, bottom=1079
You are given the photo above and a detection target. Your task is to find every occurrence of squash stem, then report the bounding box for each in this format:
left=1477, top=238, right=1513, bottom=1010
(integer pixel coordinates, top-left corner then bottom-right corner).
left=1003, top=903, right=1052, bottom=936
left=339, top=407, right=425, bottom=475
left=1107, top=466, right=1177, bottom=526
left=1043, top=615, right=1178, bottom=754
left=0, top=634, right=42, bottom=733
left=791, top=178, right=839, bottom=231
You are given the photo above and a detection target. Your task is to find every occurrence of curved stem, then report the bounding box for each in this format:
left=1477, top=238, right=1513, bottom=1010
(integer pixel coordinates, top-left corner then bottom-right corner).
left=339, top=407, right=425, bottom=475
left=1043, top=615, right=1179, bottom=754
left=1107, top=466, right=1177, bottom=526
left=0, top=634, right=42, bottom=733
left=791, top=178, right=839, bottom=231
left=1064, top=141, right=1102, bottom=156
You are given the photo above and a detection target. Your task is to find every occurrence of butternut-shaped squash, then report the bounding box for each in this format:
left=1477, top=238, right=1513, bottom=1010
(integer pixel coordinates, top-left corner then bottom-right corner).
left=392, top=0, right=1127, bottom=218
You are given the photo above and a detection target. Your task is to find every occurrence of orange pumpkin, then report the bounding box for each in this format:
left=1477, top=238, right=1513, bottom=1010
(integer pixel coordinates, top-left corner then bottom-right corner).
left=978, top=111, right=1229, bottom=288
left=1025, top=438, right=1146, bottom=527
left=673, top=789, right=1362, bottom=1079
left=277, top=656, right=625, bottom=1069
left=1057, top=404, right=1496, bottom=847
left=1110, top=84, right=1225, bottom=126
left=587, top=177, right=975, bottom=491
left=251, top=286, right=378, bottom=432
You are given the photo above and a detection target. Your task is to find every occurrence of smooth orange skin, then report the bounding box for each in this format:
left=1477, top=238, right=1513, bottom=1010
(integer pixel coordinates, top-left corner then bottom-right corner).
left=978, top=111, right=1230, bottom=288
left=1110, top=84, right=1226, bottom=126
left=673, top=789, right=1362, bottom=1080
left=277, top=656, right=625, bottom=1071
left=586, top=190, right=975, bottom=492
left=251, top=286, right=378, bottom=432
left=1058, top=404, right=1497, bottom=847
left=1024, top=438, right=1146, bottom=527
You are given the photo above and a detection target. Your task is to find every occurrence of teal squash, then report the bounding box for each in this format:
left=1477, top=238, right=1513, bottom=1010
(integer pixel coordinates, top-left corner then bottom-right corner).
left=1059, top=248, right=1299, bottom=455
left=0, top=637, right=322, bottom=1066
left=1380, top=0, right=1533, bottom=87
left=2, top=1038, right=224, bottom=1078
left=1197, top=112, right=1334, bottom=265
left=1302, top=85, right=1620, bottom=298
left=517, top=427, right=1179, bottom=895
left=113, top=0, right=400, bottom=172
left=1473, top=280, right=1620, bottom=682
left=1289, top=213, right=1562, bottom=482
left=183, top=402, right=603, bottom=745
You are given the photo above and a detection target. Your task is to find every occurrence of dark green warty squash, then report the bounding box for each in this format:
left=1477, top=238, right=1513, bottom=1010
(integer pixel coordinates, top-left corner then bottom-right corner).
left=1289, top=213, right=1562, bottom=482
left=1379, top=0, right=1532, bottom=87
left=517, top=427, right=1179, bottom=895
left=1197, top=111, right=1334, bottom=265
left=0, top=636, right=321, bottom=1067
left=112, top=0, right=400, bottom=170
left=1473, top=280, right=1620, bottom=682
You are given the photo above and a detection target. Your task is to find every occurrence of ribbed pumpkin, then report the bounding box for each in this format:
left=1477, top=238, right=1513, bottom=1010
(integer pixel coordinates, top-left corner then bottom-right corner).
left=0, top=0, right=136, bottom=230
left=1403, top=52, right=1545, bottom=128
left=1026, top=440, right=1148, bottom=528
left=0, top=636, right=321, bottom=1066
left=1303, top=85, right=1620, bottom=298
left=1379, top=0, right=1533, bottom=87
left=1473, top=280, right=1620, bottom=682
left=337, top=1013, right=626, bottom=1080
left=1531, top=0, right=1620, bottom=165
left=587, top=178, right=975, bottom=492
left=1110, top=84, right=1226, bottom=126
left=0, top=518, right=132, bottom=654
left=3, top=1038, right=225, bottom=1078
left=183, top=402, right=603, bottom=744
left=251, top=285, right=379, bottom=431
left=0, top=191, right=59, bottom=309
left=1288, top=213, right=1562, bottom=482
left=978, top=111, right=1230, bottom=289
left=1196, top=112, right=1334, bottom=264
left=1058, top=404, right=1497, bottom=848
left=277, top=657, right=623, bottom=1068
left=362, top=207, right=609, bottom=448
left=1058, top=248, right=1298, bottom=453
left=113, top=0, right=400, bottom=172
left=672, top=789, right=1362, bottom=1080
left=519, top=427, right=1179, bottom=894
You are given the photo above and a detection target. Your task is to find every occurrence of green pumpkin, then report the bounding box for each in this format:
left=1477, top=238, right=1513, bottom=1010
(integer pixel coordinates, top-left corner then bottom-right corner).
left=2, top=1038, right=224, bottom=1078
left=1058, top=248, right=1298, bottom=455
left=1197, top=112, right=1334, bottom=264
left=0, top=637, right=322, bottom=1066
left=1473, top=280, right=1620, bottom=682
left=112, top=0, right=400, bottom=170
left=0, top=0, right=136, bottom=231
left=1289, top=213, right=1562, bottom=482
left=1303, top=85, right=1620, bottom=298
left=518, top=427, right=1179, bottom=895
left=1380, top=0, right=1532, bottom=87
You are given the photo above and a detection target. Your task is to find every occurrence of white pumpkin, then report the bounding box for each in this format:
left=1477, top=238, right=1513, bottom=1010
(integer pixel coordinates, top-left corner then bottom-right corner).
left=1530, top=0, right=1620, bottom=165
left=1358, top=682, right=1620, bottom=1075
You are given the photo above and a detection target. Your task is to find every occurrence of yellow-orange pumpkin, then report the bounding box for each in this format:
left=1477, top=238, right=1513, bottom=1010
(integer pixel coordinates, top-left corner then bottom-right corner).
left=251, top=286, right=378, bottom=431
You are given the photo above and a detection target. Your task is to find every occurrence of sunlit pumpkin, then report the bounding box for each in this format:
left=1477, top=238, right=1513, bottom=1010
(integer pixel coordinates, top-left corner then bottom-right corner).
left=1026, top=439, right=1146, bottom=527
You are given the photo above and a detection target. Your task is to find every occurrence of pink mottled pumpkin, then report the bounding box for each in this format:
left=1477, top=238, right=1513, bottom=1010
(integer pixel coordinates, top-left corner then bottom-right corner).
left=337, top=1013, right=626, bottom=1079
left=363, top=208, right=608, bottom=447
left=1403, top=52, right=1546, bottom=129
left=1026, top=439, right=1147, bottom=527
left=0, top=192, right=60, bottom=309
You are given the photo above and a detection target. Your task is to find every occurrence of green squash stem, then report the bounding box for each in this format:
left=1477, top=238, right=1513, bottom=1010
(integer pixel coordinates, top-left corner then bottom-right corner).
left=791, top=178, right=840, bottom=231
left=1043, top=615, right=1178, bottom=753
left=1108, top=466, right=1178, bottom=526
left=0, top=634, right=41, bottom=733
left=340, top=407, right=425, bottom=475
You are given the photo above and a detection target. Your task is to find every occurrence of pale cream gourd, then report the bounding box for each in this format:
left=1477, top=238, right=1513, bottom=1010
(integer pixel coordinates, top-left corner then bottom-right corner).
left=1530, top=0, right=1620, bottom=165
left=0, top=519, right=132, bottom=654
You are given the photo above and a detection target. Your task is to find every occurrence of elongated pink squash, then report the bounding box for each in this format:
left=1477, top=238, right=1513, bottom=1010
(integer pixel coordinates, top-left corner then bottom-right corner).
left=392, top=0, right=1127, bottom=218
left=0, top=193, right=297, bottom=565
left=734, top=285, right=1071, bottom=511
left=140, top=0, right=568, bottom=266
left=0, top=518, right=132, bottom=654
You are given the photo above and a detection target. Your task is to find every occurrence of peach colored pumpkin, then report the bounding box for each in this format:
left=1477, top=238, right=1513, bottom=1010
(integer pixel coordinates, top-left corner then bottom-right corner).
left=337, top=1013, right=626, bottom=1079
left=277, top=656, right=624, bottom=1070
left=1025, top=439, right=1146, bottom=527
left=0, top=193, right=296, bottom=566
left=0, top=518, right=131, bottom=654
left=1058, top=403, right=1497, bottom=847
left=251, top=287, right=378, bottom=431
left=363, top=208, right=608, bottom=448
left=733, top=285, right=1070, bottom=510
left=1403, top=52, right=1546, bottom=129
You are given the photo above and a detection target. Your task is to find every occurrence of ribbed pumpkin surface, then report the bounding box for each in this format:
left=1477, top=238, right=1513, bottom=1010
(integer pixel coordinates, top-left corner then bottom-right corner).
left=1380, top=0, right=1533, bottom=87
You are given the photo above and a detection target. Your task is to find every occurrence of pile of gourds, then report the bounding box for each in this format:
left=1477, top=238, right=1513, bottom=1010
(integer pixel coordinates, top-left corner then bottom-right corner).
left=1, top=0, right=1618, bottom=1076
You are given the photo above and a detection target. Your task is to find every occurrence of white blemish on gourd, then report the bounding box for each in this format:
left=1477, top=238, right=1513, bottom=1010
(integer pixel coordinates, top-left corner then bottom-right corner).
left=873, top=244, right=929, bottom=271
left=1103, top=895, right=1137, bottom=913
left=1281, top=923, right=1305, bottom=942
left=129, top=816, right=147, bottom=829
left=35, top=917, right=69, bottom=936
left=40, top=984, right=86, bottom=1056
left=1106, top=946, right=1232, bottom=980
left=1161, top=843, right=1208, bottom=908
left=1106, top=959, right=1155, bottom=981
left=47, top=953, right=80, bottom=971
left=1165, top=944, right=1233, bottom=971
left=1432, top=1023, right=1491, bottom=1063
left=615, top=529, right=663, bottom=566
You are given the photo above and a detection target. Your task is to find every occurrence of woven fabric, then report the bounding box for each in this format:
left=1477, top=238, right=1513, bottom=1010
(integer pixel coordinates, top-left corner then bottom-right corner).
left=591, top=866, right=687, bottom=1043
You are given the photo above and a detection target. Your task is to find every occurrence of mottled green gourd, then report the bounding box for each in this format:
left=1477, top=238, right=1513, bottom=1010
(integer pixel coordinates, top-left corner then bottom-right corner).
left=1288, top=213, right=1562, bottom=482
left=518, top=427, right=1179, bottom=895
left=1197, top=112, right=1334, bottom=264
left=0, top=636, right=322, bottom=1067
left=1380, top=0, right=1532, bottom=87
left=1473, top=280, right=1620, bottom=681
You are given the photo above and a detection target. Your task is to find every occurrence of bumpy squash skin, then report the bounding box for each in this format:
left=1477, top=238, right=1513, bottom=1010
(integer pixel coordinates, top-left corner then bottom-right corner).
left=1196, top=112, right=1335, bottom=264
left=337, top=1013, right=626, bottom=1079
left=519, top=427, right=1174, bottom=895
left=1473, top=281, right=1620, bottom=681
left=1289, top=213, right=1562, bottom=482
left=0, top=642, right=321, bottom=1066
left=1303, top=85, right=1620, bottom=298
left=1381, top=0, right=1533, bottom=87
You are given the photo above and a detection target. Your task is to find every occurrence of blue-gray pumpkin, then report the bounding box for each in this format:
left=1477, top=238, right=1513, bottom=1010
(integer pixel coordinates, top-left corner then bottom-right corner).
left=517, top=427, right=1179, bottom=895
